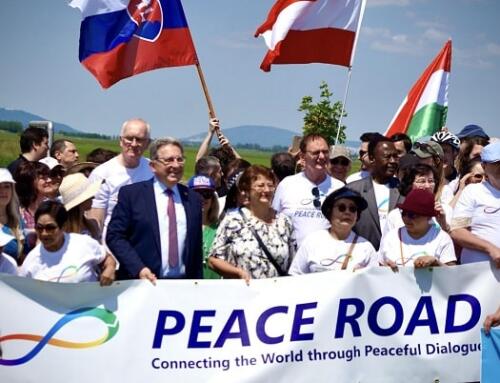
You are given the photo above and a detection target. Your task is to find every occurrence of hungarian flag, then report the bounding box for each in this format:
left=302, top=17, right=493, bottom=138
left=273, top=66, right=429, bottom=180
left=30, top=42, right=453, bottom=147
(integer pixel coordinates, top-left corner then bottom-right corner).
left=255, top=0, right=366, bottom=72
left=70, top=0, right=198, bottom=88
left=385, top=40, right=452, bottom=141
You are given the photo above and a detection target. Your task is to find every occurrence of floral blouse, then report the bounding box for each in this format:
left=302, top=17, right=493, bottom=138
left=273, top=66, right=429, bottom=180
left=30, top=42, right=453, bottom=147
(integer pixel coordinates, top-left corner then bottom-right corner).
left=210, top=208, right=296, bottom=278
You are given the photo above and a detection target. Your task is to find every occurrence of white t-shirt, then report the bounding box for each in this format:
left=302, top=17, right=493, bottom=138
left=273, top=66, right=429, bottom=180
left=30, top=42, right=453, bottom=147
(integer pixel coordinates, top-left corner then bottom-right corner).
left=272, top=172, right=343, bottom=246
left=373, top=180, right=390, bottom=230
left=19, top=233, right=106, bottom=283
left=289, top=230, right=377, bottom=274
left=379, top=225, right=456, bottom=266
left=0, top=253, right=17, bottom=275
left=89, top=156, right=153, bottom=240
left=346, top=170, right=370, bottom=184
left=452, top=181, right=500, bottom=263
left=382, top=204, right=452, bottom=239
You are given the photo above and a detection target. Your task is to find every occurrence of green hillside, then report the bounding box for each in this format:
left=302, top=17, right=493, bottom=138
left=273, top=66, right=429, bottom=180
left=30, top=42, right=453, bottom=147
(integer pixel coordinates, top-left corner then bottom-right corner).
left=0, top=130, right=272, bottom=179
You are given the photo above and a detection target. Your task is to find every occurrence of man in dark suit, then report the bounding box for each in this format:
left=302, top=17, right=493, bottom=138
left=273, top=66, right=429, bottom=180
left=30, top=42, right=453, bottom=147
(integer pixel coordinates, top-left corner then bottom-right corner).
left=347, top=135, right=400, bottom=250
left=106, top=138, right=203, bottom=282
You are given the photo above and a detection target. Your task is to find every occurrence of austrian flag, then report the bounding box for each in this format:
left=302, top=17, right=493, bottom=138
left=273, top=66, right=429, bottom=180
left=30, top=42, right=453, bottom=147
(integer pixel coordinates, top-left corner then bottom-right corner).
left=255, top=0, right=366, bottom=72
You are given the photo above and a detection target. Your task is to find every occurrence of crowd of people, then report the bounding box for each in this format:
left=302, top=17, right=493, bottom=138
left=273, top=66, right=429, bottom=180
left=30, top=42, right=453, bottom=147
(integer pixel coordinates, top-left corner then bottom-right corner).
left=0, top=118, right=499, bottom=328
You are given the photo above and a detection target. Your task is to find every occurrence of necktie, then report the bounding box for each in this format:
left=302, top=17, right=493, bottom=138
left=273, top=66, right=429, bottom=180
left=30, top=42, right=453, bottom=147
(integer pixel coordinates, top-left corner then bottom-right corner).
left=165, top=189, right=179, bottom=268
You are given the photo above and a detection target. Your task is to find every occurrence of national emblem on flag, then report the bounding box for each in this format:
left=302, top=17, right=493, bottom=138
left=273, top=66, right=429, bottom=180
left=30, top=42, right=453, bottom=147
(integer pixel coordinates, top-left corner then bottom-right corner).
left=70, top=0, right=198, bottom=88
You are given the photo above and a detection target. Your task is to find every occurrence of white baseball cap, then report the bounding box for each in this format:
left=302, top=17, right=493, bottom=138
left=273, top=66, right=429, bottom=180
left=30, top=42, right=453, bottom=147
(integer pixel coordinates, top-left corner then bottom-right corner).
left=0, top=168, right=15, bottom=184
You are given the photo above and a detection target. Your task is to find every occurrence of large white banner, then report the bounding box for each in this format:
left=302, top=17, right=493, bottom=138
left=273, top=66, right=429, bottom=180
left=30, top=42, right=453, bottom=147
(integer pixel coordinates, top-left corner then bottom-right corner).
left=1, top=263, right=499, bottom=382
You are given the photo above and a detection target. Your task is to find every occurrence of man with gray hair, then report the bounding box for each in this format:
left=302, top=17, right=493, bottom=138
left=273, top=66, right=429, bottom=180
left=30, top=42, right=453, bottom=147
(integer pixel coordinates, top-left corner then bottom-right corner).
left=107, top=137, right=203, bottom=282
left=88, top=118, right=153, bottom=241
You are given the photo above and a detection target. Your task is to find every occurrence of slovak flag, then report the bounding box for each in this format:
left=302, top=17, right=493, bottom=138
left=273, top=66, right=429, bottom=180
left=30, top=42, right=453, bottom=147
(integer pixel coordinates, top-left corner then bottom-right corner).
left=255, top=0, right=366, bottom=72
left=70, top=0, right=198, bottom=88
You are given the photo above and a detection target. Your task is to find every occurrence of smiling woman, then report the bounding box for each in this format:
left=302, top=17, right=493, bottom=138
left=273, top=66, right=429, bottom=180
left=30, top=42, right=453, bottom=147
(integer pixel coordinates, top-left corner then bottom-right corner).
left=208, top=165, right=295, bottom=281
left=289, top=187, right=377, bottom=275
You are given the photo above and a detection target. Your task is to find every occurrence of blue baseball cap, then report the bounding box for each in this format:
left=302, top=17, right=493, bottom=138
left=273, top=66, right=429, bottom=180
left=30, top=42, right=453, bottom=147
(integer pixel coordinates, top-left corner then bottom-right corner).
left=457, top=124, right=490, bottom=139
left=187, top=175, right=215, bottom=190
left=480, top=142, right=500, bottom=163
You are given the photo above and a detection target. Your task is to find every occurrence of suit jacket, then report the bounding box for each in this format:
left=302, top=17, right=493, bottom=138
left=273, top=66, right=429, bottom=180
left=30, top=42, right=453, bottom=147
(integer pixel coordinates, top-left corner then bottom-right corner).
left=106, top=179, right=203, bottom=279
left=346, top=176, right=401, bottom=251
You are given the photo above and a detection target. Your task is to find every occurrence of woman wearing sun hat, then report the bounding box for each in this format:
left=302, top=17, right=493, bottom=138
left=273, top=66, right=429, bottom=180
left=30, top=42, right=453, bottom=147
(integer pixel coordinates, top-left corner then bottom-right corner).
left=59, top=173, right=102, bottom=241
left=289, top=187, right=377, bottom=274
left=379, top=188, right=456, bottom=268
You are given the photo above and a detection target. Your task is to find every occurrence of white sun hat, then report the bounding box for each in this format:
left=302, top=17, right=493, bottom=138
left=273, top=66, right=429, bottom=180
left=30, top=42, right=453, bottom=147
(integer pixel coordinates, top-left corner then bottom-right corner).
left=0, top=168, right=15, bottom=184
left=59, top=173, right=102, bottom=211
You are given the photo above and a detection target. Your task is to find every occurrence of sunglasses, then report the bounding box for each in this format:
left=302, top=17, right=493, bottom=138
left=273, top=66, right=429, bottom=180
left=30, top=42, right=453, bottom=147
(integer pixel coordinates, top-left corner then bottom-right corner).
left=311, top=187, right=321, bottom=208
left=334, top=203, right=357, bottom=213
left=195, top=190, right=214, bottom=199
left=331, top=157, right=350, bottom=166
left=35, top=223, right=59, bottom=233
left=401, top=210, right=419, bottom=219
left=359, top=150, right=367, bottom=158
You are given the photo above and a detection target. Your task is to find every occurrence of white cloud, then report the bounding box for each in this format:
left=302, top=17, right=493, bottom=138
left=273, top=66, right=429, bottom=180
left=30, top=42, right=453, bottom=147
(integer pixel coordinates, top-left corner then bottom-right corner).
left=367, top=0, right=410, bottom=7
left=486, top=43, right=500, bottom=56
left=422, top=28, right=450, bottom=43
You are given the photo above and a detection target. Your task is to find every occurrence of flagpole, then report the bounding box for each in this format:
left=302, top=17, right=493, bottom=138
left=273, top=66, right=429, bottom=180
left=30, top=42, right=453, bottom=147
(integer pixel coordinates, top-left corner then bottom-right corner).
left=334, top=66, right=353, bottom=145
left=195, top=62, right=216, bottom=119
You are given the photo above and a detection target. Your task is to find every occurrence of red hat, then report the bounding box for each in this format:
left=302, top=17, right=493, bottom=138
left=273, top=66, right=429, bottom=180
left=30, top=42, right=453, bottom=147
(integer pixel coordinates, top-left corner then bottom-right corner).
left=397, top=189, right=437, bottom=217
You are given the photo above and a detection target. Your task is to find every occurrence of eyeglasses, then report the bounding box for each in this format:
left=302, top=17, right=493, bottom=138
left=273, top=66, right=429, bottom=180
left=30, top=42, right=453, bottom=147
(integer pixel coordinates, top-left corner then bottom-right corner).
left=472, top=173, right=484, bottom=180
left=35, top=223, right=59, bottom=233
left=401, top=210, right=419, bottom=219
left=334, top=203, right=357, bottom=213
left=306, top=150, right=329, bottom=159
left=195, top=190, right=214, bottom=199
left=251, top=183, right=276, bottom=192
left=155, top=156, right=185, bottom=166
left=413, top=178, right=435, bottom=185
left=311, top=187, right=321, bottom=208
left=121, top=136, right=149, bottom=145
left=331, top=157, right=350, bottom=166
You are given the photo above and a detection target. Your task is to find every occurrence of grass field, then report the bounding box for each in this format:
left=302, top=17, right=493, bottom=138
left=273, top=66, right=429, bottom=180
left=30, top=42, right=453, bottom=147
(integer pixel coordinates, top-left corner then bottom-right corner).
left=0, top=130, right=273, bottom=179
left=0, top=130, right=360, bottom=179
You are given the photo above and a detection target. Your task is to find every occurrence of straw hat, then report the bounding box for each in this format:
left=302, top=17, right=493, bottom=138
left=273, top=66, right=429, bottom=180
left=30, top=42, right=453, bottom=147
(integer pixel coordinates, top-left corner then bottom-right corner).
left=59, top=173, right=102, bottom=211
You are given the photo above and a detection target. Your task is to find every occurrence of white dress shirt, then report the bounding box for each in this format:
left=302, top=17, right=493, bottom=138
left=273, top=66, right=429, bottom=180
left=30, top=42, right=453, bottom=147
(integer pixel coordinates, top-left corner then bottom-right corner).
left=153, top=177, right=187, bottom=277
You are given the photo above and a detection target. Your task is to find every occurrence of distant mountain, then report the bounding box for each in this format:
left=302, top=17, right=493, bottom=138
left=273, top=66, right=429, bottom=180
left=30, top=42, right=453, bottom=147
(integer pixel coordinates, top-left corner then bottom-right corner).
left=0, top=107, right=79, bottom=134
left=183, top=125, right=361, bottom=151
left=182, top=125, right=300, bottom=148
left=182, top=125, right=299, bottom=149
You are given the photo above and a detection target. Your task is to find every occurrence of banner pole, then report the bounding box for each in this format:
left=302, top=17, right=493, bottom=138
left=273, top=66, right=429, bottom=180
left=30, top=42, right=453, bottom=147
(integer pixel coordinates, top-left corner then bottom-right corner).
left=334, top=66, right=353, bottom=146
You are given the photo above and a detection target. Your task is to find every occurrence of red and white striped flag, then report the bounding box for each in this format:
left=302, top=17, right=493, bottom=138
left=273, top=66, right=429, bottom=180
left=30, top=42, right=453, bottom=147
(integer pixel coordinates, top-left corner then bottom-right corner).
left=255, top=0, right=366, bottom=72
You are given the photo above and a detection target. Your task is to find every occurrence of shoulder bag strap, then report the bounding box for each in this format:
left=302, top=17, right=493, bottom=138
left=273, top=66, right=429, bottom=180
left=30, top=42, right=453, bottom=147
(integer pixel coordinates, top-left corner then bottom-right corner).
left=341, top=234, right=358, bottom=270
left=398, top=228, right=405, bottom=266
left=238, top=209, right=288, bottom=276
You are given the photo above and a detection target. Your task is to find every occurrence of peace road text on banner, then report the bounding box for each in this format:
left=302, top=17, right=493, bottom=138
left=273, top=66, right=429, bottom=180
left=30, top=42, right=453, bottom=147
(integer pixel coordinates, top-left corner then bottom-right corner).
left=1, top=263, right=499, bottom=382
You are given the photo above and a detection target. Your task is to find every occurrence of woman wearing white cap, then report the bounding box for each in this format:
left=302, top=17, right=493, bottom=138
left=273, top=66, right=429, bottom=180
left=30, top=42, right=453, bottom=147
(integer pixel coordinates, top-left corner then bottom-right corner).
left=0, top=168, right=23, bottom=262
left=0, top=231, right=18, bottom=275
left=451, top=142, right=500, bottom=266
left=59, top=173, right=102, bottom=241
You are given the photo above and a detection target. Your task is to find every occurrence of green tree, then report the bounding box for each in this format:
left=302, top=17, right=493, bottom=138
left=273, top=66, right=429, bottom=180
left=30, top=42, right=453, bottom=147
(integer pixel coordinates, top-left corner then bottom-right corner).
left=298, top=81, right=346, bottom=145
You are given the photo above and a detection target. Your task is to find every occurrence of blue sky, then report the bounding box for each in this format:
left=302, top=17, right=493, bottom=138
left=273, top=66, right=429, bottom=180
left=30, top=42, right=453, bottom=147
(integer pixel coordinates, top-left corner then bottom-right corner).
left=0, top=0, right=499, bottom=140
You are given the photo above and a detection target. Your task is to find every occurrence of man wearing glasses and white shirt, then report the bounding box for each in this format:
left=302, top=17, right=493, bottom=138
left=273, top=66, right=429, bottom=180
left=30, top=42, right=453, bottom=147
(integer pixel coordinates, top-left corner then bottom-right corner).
left=88, top=118, right=153, bottom=242
left=106, top=138, right=203, bottom=282
left=273, top=133, right=343, bottom=247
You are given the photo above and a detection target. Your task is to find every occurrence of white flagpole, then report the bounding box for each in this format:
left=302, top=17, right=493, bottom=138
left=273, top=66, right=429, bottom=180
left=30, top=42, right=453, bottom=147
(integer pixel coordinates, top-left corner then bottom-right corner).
left=334, top=66, right=352, bottom=145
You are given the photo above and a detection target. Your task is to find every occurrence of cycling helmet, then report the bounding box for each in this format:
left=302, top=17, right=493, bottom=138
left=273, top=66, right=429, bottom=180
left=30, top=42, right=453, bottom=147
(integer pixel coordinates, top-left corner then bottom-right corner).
left=430, top=131, right=460, bottom=151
